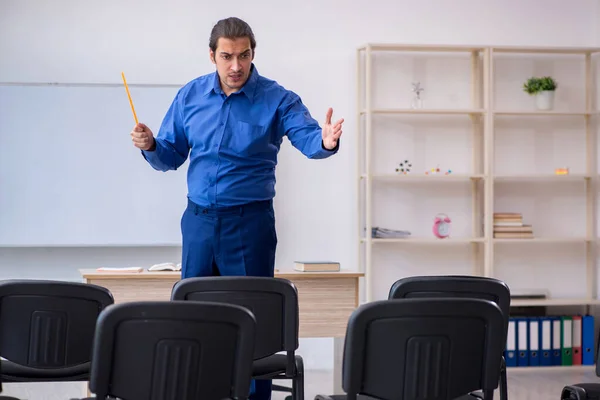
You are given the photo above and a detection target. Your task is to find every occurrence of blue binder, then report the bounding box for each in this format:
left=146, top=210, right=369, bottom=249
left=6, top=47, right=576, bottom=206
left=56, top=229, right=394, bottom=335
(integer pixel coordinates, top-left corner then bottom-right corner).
left=516, top=318, right=529, bottom=366
left=582, top=315, right=595, bottom=365
left=550, top=316, right=562, bottom=366
left=528, top=317, right=540, bottom=366
left=505, top=318, right=517, bottom=367
left=539, top=317, right=553, bottom=366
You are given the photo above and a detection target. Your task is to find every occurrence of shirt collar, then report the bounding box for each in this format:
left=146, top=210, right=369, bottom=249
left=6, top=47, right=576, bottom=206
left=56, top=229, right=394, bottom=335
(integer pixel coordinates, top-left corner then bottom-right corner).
left=205, top=63, right=259, bottom=103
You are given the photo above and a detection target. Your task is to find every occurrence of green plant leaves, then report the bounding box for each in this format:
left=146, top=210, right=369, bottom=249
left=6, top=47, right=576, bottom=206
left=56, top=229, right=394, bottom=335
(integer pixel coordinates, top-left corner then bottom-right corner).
left=523, top=76, right=557, bottom=95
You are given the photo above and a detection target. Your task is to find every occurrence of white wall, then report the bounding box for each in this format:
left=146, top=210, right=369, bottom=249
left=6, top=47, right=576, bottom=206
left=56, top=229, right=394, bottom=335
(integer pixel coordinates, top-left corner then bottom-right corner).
left=597, top=0, right=600, bottom=46
left=0, top=0, right=597, bottom=370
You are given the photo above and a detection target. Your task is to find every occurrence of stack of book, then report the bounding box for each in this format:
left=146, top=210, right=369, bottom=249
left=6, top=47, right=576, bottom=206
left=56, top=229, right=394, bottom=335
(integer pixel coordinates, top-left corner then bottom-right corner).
left=493, top=212, right=534, bottom=239
left=370, top=227, right=411, bottom=239
left=293, top=261, right=340, bottom=272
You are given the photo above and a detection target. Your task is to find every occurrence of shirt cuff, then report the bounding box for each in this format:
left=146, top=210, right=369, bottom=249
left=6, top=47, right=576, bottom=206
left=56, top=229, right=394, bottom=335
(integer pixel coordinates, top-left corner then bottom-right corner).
left=141, top=141, right=162, bottom=164
left=321, top=139, right=340, bottom=153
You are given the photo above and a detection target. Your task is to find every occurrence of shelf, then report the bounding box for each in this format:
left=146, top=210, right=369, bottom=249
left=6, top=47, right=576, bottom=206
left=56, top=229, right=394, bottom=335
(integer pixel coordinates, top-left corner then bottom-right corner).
left=494, top=110, right=597, bottom=116
left=507, top=366, right=595, bottom=372
left=360, top=108, right=484, bottom=115
left=493, top=238, right=590, bottom=244
left=364, top=174, right=484, bottom=182
left=358, top=43, right=486, bottom=52
left=510, top=298, right=600, bottom=307
left=491, top=45, right=600, bottom=54
left=494, top=174, right=591, bottom=182
left=361, top=237, right=485, bottom=244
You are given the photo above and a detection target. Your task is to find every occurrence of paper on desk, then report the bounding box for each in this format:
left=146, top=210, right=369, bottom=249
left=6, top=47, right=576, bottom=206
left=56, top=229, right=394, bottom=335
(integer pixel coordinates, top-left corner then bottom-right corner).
left=96, top=267, right=143, bottom=273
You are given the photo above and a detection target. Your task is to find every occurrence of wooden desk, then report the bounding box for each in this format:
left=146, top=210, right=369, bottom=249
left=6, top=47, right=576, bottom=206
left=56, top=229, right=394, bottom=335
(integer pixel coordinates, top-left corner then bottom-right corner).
left=79, top=269, right=363, bottom=338
left=79, top=268, right=362, bottom=394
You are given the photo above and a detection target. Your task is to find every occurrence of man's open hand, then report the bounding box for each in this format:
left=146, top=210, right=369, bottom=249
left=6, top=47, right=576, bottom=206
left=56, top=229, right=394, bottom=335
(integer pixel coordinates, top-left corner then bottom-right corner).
left=322, top=108, right=344, bottom=150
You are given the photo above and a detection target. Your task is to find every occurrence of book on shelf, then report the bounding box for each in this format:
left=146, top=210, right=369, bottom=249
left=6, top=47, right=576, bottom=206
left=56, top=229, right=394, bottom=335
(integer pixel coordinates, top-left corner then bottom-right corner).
left=293, top=261, right=340, bottom=272
left=493, top=212, right=534, bottom=239
left=370, top=227, right=411, bottom=239
left=493, top=212, right=523, bottom=226
left=495, top=232, right=534, bottom=239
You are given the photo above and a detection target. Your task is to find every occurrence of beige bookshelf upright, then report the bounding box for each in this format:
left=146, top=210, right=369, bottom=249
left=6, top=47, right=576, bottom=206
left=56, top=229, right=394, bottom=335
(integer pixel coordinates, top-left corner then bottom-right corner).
left=356, top=43, right=600, bottom=306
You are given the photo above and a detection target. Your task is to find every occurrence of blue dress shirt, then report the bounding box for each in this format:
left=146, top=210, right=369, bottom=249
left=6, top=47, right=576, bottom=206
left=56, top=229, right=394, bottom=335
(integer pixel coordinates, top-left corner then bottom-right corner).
left=142, top=64, right=338, bottom=207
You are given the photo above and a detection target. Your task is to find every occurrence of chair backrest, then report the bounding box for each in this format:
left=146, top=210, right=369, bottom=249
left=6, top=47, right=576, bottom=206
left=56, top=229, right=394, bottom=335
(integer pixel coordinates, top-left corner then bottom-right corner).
left=596, top=329, right=600, bottom=377
left=0, top=280, right=113, bottom=369
left=342, top=298, right=505, bottom=400
left=171, top=276, right=299, bottom=360
left=388, top=275, right=511, bottom=342
left=89, top=301, right=256, bottom=400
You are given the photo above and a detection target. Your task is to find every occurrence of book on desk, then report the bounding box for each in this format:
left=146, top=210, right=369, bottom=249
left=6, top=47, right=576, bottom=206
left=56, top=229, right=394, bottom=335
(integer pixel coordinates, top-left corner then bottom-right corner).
left=293, top=261, right=340, bottom=272
left=97, top=262, right=181, bottom=273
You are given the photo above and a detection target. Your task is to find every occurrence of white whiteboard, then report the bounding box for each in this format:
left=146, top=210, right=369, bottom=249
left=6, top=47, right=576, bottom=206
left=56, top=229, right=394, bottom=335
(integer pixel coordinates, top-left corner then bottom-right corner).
left=0, top=84, right=189, bottom=246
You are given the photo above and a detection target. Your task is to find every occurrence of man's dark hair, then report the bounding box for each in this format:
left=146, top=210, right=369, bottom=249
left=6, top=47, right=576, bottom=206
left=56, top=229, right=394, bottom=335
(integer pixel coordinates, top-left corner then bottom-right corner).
left=209, top=17, right=256, bottom=53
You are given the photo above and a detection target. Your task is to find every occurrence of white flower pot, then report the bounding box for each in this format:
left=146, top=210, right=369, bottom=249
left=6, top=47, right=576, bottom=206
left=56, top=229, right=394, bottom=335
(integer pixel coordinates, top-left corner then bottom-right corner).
left=535, top=90, right=555, bottom=110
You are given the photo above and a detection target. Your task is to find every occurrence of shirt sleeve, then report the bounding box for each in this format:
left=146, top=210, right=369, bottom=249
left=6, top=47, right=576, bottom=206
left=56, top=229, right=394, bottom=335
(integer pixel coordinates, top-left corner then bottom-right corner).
left=278, top=92, right=339, bottom=159
left=141, top=89, right=190, bottom=171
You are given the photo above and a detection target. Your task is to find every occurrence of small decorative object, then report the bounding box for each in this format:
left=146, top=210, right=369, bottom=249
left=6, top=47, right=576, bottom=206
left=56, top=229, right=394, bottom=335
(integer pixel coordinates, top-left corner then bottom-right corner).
left=432, top=213, right=451, bottom=239
left=396, top=160, right=412, bottom=174
left=425, top=165, right=441, bottom=175
left=411, top=82, right=424, bottom=109
left=444, top=169, right=452, bottom=175
left=523, top=76, right=557, bottom=110
left=555, top=167, right=569, bottom=175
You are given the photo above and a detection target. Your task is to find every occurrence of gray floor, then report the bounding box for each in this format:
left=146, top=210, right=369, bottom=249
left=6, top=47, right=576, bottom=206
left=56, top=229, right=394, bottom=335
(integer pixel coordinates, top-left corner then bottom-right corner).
left=2, top=366, right=599, bottom=399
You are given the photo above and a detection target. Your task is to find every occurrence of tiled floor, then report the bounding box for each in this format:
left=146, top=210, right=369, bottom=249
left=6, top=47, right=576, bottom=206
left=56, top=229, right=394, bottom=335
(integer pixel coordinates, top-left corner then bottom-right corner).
left=2, top=367, right=599, bottom=399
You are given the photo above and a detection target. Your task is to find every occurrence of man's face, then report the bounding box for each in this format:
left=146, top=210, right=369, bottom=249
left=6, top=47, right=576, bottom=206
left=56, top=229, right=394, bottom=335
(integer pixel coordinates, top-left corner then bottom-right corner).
left=210, top=37, right=254, bottom=95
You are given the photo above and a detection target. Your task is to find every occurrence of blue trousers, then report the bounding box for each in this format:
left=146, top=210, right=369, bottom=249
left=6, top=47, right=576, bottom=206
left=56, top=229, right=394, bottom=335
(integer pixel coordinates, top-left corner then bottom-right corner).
left=181, top=198, right=277, bottom=400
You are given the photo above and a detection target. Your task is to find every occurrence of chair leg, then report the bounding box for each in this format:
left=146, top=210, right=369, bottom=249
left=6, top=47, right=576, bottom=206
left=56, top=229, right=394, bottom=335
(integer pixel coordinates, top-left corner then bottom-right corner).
left=292, top=356, right=304, bottom=400
left=500, top=356, right=508, bottom=400
left=271, top=383, right=292, bottom=393
left=482, top=389, right=494, bottom=400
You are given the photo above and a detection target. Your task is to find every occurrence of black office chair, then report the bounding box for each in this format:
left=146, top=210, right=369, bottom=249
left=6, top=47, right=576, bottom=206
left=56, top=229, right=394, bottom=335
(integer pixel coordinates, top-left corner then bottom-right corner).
left=171, top=276, right=304, bottom=400
left=314, top=297, right=505, bottom=400
left=72, top=301, right=256, bottom=400
left=0, top=279, right=114, bottom=383
left=560, top=342, right=600, bottom=399
left=0, top=357, right=22, bottom=400
left=388, top=275, right=511, bottom=400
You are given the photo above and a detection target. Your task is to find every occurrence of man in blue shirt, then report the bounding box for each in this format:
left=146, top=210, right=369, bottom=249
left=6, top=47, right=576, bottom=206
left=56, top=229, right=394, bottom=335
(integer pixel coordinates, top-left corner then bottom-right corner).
left=130, top=16, right=342, bottom=400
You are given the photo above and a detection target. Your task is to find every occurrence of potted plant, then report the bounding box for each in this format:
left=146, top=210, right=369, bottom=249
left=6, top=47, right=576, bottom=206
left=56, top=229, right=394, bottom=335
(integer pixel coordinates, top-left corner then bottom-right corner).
left=523, top=76, right=557, bottom=110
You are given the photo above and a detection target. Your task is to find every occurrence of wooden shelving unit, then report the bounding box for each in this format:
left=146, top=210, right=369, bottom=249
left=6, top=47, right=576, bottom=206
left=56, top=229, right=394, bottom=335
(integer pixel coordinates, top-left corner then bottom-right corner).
left=357, top=43, right=600, bottom=305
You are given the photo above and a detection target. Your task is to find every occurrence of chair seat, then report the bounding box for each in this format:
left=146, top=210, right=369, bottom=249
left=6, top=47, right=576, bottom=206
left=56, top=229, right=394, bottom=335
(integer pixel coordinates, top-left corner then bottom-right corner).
left=0, top=360, right=90, bottom=382
left=252, top=354, right=289, bottom=379
left=314, top=395, right=374, bottom=400
left=562, top=383, right=600, bottom=400
left=454, top=394, right=484, bottom=400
